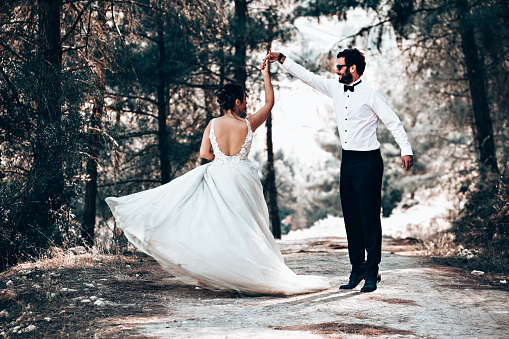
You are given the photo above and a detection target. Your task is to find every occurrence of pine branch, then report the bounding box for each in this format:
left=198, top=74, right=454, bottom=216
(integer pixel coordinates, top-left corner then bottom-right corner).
left=61, top=0, right=92, bottom=45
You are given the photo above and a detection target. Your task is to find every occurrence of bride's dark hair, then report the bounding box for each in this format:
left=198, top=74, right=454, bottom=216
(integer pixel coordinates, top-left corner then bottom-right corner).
left=215, top=84, right=245, bottom=111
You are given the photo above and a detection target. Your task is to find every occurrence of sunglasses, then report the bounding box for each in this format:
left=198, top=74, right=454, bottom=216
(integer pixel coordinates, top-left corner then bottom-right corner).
left=336, top=64, right=349, bottom=71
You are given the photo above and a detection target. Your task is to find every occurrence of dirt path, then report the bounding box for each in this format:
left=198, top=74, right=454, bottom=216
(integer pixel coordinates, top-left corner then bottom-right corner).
left=1, top=237, right=508, bottom=338
left=96, top=237, right=508, bottom=339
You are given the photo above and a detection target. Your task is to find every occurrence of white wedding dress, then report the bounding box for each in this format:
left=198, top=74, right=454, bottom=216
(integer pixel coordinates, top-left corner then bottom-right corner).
left=106, top=118, right=330, bottom=295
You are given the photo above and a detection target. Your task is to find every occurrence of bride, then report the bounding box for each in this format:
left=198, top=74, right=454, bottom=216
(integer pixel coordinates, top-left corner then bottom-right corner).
left=105, top=60, right=330, bottom=296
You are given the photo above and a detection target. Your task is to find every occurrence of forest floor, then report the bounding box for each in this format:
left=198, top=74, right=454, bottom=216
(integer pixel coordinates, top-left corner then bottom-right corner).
left=0, top=237, right=508, bottom=338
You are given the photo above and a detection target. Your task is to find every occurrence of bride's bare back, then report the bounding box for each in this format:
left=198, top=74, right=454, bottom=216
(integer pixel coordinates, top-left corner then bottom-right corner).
left=200, top=59, right=274, bottom=161
left=213, top=116, right=249, bottom=156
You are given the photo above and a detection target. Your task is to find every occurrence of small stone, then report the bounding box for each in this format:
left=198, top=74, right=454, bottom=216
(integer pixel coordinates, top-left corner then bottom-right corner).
left=83, top=283, right=95, bottom=288
left=70, top=246, right=87, bottom=255
left=6, top=280, right=13, bottom=287
left=80, top=299, right=91, bottom=303
left=44, top=317, right=51, bottom=322
left=0, top=289, right=16, bottom=300
left=94, top=300, right=105, bottom=306
left=126, top=264, right=131, bottom=268
left=32, top=284, right=41, bottom=289
left=11, top=326, right=21, bottom=333
left=20, top=325, right=37, bottom=333
left=501, top=280, right=507, bottom=284
left=0, top=310, right=8, bottom=318
left=90, top=296, right=98, bottom=300
left=471, top=270, right=485, bottom=276
left=18, top=270, right=32, bottom=276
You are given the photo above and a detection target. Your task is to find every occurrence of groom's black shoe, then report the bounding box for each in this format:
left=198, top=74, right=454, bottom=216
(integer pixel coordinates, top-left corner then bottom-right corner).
left=339, top=271, right=365, bottom=289
left=360, top=274, right=381, bottom=293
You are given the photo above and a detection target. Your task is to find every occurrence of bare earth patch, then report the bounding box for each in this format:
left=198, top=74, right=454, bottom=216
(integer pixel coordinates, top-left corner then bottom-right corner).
left=273, top=322, right=415, bottom=337
left=0, top=237, right=508, bottom=338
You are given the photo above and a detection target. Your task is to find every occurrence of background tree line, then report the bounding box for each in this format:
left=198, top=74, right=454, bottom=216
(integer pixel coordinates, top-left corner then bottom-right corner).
left=1, top=0, right=508, bottom=274
left=293, top=0, right=508, bottom=272
left=0, top=0, right=293, bottom=270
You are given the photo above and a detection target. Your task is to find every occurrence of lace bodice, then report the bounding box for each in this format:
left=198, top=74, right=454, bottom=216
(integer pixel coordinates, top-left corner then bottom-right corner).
left=210, top=118, right=253, bottom=164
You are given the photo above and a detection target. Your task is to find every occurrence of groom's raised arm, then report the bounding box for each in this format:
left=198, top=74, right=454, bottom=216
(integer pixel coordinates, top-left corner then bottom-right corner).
left=265, top=52, right=335, bottom=99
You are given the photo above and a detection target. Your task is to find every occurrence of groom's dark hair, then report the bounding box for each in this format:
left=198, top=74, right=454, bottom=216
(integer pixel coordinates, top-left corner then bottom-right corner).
left=337, top=48, right=366, bottom=76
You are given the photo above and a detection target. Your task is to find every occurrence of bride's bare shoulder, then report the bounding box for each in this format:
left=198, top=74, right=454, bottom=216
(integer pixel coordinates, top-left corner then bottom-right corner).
left=215, top=116, right=247, bottom=128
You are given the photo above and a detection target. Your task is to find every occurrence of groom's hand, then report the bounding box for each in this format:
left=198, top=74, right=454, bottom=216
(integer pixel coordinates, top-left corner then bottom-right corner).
left=402, top=155, right=414, bottom=171
left=264, top=52, right=284, bottom=64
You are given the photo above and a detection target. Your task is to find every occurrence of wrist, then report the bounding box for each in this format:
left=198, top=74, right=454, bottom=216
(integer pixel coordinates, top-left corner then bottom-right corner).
left=277, top=53, right=285, bottom=64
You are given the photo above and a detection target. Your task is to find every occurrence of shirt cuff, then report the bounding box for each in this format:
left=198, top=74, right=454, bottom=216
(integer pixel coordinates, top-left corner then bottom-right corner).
left=401, top=148, right=413, bottom=157
left=280, top=56, right=292, bottom=70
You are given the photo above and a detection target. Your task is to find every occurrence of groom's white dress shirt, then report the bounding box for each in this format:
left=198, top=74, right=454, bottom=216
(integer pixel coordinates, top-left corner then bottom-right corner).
left=281, top=57, right=413, bottom=157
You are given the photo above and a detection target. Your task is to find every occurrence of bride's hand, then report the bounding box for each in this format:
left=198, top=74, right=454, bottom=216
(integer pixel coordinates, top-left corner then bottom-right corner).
left=260, top=59, right=269, bottom=76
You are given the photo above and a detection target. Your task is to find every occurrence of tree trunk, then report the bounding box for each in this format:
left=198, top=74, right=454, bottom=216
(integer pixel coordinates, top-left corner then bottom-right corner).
left=38, top=0, right=62, bottom=119
left=156, top=13, right=171, bottom=184
left=233, top=0, right=247, bottom=88
left=458, top=0, right=499, bottom=173
left=500, top=0, right=509, bottom=36
left=83, top=0, right=107, bottom=247
left=23, top=0, right=64, bottom=239
left=265, top=110, right=281, bottom=239
left=264, top=44, right=281, bottom=239
left=264, top=30, right=281, bottom=238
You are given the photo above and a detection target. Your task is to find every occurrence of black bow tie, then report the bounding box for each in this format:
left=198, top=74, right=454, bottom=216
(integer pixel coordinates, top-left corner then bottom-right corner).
left=344, top=80, right=362, bottom=92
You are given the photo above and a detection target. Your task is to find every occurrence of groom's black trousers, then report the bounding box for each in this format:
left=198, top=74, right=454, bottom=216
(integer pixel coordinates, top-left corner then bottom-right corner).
left=340, top=149, right=383, bottom=276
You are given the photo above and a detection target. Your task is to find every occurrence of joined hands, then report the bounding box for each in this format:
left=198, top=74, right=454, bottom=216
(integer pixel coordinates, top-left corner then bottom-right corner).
left=263, top=51, right=284, bottom=65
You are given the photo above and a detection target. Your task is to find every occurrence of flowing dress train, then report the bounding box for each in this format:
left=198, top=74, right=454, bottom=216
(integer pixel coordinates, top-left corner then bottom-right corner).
left=106, top=118, right=330, bottom=295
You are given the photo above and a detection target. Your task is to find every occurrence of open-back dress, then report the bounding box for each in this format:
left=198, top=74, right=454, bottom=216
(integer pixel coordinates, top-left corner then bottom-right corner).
left=105, top=118, right=330, bottom=295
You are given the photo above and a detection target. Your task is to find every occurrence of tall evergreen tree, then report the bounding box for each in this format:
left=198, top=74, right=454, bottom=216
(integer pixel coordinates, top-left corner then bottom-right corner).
left=83, top=0, right=108, bottom=247
left=0, top=0, right=89, bottom=268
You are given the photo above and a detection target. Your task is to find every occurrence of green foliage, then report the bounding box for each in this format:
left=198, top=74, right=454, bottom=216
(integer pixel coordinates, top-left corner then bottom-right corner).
left=256, top=150, right=300, bottom=235
left=305, top=170, right=342, bottom=224
left=452, top=174, right=509, bottom=274
left=292, top=0, right=381, bottom=20
left=0, top=59, right=90, bottom=271
left=304, top=126, right=342, bottom=226
left=381, top=171, right=403, bottom=217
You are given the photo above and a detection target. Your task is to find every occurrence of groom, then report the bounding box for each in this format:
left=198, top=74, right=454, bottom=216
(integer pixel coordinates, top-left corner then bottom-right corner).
left=265, top=49, right=414, bottom=292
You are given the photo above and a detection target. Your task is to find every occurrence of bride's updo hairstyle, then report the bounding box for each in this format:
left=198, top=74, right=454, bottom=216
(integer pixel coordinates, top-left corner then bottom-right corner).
left=215, top=84, right=245, bottom=111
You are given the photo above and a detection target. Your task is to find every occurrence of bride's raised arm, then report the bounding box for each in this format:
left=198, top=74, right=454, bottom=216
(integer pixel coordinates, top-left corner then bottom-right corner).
left=247, top=59, right=274, bottom=132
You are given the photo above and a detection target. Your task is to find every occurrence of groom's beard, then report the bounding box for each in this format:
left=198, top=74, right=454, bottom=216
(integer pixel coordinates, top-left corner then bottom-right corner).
left=338, top=69, right=353, bottom=84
